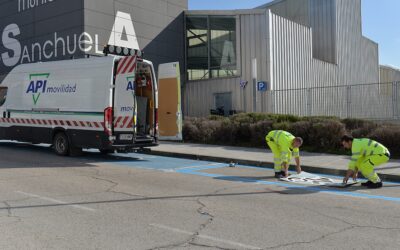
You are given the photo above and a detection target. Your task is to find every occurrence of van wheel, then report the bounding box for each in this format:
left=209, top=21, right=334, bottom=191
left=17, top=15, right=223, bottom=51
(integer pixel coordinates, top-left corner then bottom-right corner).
left=53, top=132, right=69, bottom=156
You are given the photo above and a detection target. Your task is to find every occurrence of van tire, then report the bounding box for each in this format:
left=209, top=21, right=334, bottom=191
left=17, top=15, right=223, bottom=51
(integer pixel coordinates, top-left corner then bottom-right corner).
left=53, top=132, right=69, bottom=156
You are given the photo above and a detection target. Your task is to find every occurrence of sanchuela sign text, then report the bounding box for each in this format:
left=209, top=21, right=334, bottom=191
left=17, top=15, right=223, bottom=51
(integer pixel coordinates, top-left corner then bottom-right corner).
left=1, top=9, right=139, bottom=68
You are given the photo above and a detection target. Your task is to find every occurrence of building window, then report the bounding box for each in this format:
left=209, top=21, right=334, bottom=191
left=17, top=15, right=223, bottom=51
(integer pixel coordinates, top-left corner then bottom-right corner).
left=213, top=92, right=232, bottom=116
left=0, top=87, right=7, bottom=107
left=210, top=16, right=237, bottom=78
left=186, top=15, right=237, bottom=81
left=187, top=16, right=209, bottom=80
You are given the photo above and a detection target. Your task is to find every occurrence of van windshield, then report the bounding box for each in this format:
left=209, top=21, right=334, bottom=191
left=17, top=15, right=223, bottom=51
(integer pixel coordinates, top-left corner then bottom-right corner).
left=0, top=87, right=7, bottom=107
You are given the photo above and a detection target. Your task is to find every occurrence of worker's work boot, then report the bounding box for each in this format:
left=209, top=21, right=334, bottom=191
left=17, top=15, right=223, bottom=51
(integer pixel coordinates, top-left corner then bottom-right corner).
left=274, top=172, right=284, bottom=178
left=361, top=181, right=372, bottom=187
left=366, top=181, right=383, bottom=189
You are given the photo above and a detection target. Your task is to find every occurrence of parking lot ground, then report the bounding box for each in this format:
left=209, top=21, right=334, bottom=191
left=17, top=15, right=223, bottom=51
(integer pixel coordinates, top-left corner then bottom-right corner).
left=1, top=142, right=400, bottom=249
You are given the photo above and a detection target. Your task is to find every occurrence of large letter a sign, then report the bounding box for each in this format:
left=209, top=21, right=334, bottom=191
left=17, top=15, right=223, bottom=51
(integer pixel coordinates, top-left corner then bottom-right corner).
left=108, top=11, right=140, bottom=50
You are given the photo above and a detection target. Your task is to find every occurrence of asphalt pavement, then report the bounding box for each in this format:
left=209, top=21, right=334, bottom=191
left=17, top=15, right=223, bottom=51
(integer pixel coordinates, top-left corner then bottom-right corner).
left=0, top=141, right=400, bottom=250
left=149, top=141, right=400, bottom=182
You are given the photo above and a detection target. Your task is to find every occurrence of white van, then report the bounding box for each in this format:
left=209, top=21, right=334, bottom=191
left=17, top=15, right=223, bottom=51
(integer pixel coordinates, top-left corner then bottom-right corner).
left=0, top=52, right=158, bottom=155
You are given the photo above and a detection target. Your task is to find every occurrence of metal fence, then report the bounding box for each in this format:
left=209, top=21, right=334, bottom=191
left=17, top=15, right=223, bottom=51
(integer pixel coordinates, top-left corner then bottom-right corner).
left=266, top=82, right=400, bottom=120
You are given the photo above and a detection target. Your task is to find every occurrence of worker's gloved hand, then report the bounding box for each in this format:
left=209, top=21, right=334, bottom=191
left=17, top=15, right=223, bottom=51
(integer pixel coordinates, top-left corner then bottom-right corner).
left=352, top=171, right=358, bottom=182
left=283, top=170, right=289, bottom=178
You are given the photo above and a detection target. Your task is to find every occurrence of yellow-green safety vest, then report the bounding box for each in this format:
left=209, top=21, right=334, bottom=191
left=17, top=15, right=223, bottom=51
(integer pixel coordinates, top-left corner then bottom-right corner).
left=266, top=130, right=300, bottom=162
left=348, top=138, right=389, bottom=170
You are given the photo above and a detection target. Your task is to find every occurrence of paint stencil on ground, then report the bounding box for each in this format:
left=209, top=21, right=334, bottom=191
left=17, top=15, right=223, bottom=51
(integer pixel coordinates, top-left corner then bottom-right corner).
left=280, top=171, right=356, bottom=186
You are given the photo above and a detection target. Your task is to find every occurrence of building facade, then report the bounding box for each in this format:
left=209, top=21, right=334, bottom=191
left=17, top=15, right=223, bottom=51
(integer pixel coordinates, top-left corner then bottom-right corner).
left=185, top=0, right=382, bottom=118
left=0, top=0, right=187, bottom=81
left=1, top=0, right=398, bottom=120
left=380, top=65, right=400, bottom=83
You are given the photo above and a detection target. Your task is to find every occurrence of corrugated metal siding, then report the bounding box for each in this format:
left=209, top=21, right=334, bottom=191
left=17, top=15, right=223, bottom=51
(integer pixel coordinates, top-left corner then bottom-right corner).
left=184, top=77, right=240, bottom=117
left=184, top=0, right=381, bottom=118
left=270, top=12, right=338, bottom=90
left=268, top=1, right=379, bottom=118
left=184, top=12, right=268, bottom=117
left=269, top=11, right=338, bottom=116
left=380, top=66, right=400, bottom=83
left=379, top=66, right=400, bottom=119
left=335, top=0, right=379, bottom=85
left=261, top=0, right=379, bottom=81
left=267, top=0, right=310, bottom=27
left=348, top=83, right=394, bottom=119
left=268, top=0, right=336, bottom=63
left=309, top=0, right=336, bottom=63
left=240, top=13, right=269, bottom=113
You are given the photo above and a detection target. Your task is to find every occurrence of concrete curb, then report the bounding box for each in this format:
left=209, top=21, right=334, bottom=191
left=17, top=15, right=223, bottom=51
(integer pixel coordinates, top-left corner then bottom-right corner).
left=144, top=150, right=400, bottom=183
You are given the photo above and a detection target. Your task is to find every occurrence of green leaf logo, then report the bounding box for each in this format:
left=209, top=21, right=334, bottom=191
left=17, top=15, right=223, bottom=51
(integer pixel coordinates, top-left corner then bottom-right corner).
left=32, top=93, right=41, bottom=105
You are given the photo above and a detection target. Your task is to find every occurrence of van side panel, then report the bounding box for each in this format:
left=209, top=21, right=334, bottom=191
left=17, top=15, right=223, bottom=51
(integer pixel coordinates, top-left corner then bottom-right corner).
left=0, top=57, right=115, bottom=146
left=0, top=56, right=158, bottom=151
left=6, top=58, right=114, bottom=112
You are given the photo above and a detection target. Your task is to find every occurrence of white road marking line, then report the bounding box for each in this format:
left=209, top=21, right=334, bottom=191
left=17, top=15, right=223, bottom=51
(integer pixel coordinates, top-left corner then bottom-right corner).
left=16, top=191, right=96, bottom=212
left=150, top=223, right=261, bottom=249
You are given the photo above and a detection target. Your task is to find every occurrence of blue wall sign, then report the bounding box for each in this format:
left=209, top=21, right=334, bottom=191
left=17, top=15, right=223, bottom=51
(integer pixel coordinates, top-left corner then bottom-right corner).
left=257, top=81, right=268, bottom=91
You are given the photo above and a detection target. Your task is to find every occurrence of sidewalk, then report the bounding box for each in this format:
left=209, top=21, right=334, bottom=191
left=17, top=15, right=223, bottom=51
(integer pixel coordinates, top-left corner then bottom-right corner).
left=147, top=141, right=400, bottom=182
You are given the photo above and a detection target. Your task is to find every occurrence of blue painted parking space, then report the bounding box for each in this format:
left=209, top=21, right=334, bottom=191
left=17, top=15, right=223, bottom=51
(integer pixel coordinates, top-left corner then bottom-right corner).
left=176, top=165, right=400, bottom=204
left=105, top=152, right=226, bottom=171
left=101, top=152, right=400, bottom=205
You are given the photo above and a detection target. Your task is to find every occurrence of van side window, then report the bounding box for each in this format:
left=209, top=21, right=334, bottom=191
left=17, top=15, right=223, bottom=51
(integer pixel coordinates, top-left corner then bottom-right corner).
left=0, top=87, right=7, bottom=107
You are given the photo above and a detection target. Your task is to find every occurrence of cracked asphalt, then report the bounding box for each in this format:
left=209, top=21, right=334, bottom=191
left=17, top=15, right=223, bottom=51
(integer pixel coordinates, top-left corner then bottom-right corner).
left=1, top=142, right=400, bottom=250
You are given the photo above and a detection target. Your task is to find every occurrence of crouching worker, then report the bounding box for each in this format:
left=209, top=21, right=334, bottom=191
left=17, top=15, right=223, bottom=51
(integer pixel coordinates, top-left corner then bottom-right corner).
left=265, top=130, right=303, bottom=178
left=341, top=135, right=390, bottom=188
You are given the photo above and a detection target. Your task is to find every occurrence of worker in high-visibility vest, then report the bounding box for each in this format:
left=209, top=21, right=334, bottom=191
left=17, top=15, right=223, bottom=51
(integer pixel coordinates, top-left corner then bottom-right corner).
left=265, top=130, right=303, bottom=178
left=341, top=135, right=390, bottom=188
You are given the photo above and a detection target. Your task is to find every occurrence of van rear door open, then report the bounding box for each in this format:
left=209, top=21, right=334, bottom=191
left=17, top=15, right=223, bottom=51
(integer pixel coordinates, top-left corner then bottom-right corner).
left=113, top=56, right=138, bottom=144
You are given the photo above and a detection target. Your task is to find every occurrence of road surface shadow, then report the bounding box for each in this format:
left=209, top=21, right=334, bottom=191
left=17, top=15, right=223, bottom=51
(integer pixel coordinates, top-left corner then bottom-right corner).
left=0, top=141, right=149, bottom=169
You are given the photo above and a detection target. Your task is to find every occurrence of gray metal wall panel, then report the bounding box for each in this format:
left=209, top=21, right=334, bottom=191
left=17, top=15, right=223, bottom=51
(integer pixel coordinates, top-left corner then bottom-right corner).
left=267, top=0, right=336, bottom=63
left=309, top=0, right=336, bottom=63
left=0, top=0, right=84, bottom=79
left=184, top=12, right=268, bottom=117
left=167, top=0, right=188, bottom=9
left=184, top=0, right=380, bottom=118
left=184, top=77, right=240, bottom=117
left=0, top=0, right=187, bottom=82
left=267, top=0, right=309, bottom=27
left=238, top=13, right=269, bottom=113
left=262, top=0, right=378, bottom=118
left=379, top=67, right=400, bottom=120
left=83, top=0, right=187, bottom=74
left=380, top=66, right=400, bottom=83
left=335, top=0, right=379, bottom=85
left=263, top=2, right=379, bottom=119
left=269, top=11, right=331, bottom=115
